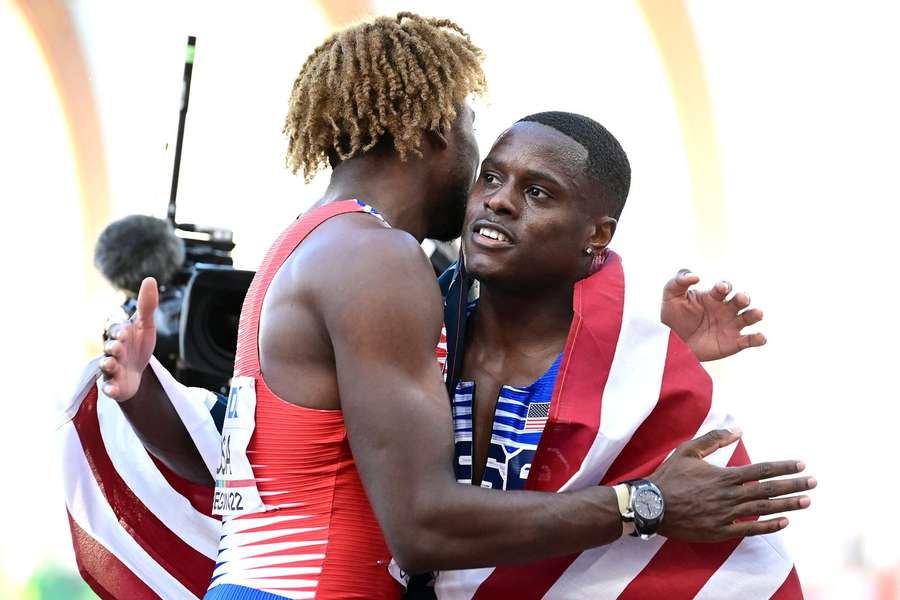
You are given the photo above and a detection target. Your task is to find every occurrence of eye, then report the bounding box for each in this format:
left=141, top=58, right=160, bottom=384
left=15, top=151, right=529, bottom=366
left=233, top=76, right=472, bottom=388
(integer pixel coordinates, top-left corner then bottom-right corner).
left=481, top=172, right=500, bottom=186
left=525, top=186, right=550, bottom=200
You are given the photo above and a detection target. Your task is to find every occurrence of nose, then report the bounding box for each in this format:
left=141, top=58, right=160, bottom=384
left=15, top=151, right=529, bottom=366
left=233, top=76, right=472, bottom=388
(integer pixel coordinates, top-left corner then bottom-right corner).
left=484, top=181, right=519, bottom=218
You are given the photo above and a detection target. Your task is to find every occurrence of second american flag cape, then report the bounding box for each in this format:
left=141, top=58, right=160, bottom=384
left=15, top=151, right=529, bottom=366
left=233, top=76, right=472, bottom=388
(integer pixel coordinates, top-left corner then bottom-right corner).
left=434, top=250, right=803, bottom=600
left=59, top=355, right=219, bottom=599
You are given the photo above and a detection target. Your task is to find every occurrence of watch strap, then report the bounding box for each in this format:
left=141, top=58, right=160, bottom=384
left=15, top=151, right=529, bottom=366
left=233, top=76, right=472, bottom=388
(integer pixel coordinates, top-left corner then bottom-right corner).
left=613, top=483, right=631, bottom=517
left=612, top=483, right=636, bottom=536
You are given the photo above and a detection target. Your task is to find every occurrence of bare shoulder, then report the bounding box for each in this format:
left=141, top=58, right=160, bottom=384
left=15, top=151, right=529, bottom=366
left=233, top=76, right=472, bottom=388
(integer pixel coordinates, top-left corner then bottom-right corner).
left=298, top=213, right=433, bottom=283
left=292, top=213, right=443, bottom=341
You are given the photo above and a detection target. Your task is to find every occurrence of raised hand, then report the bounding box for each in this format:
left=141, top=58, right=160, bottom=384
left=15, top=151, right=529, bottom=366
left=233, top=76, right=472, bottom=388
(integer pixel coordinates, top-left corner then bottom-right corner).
left=650, top=429, right=815, bottom=542
left=660, top=270, right=766, bottom=362
left=100, top=277, right=159, bottom=401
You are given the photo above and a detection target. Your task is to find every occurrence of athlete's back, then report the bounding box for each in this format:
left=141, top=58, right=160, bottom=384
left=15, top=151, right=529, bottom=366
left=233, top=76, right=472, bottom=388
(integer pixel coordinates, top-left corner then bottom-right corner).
left=207, top=201, right=403, bottom=600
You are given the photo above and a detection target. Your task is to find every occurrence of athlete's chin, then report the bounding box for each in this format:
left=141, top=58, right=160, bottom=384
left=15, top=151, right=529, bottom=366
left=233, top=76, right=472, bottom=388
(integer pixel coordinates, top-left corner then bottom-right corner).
left=465, top=253, right=515, bottom=284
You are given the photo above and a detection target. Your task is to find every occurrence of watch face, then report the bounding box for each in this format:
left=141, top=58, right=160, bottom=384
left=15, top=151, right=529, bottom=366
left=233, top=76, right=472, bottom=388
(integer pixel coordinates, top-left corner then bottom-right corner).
left=633, top=488, right=663, bottom=520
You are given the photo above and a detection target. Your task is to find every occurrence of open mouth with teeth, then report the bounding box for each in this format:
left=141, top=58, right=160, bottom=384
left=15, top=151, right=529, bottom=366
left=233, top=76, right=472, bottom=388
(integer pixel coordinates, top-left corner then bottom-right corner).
left=476, top=226, right=512, bottom=244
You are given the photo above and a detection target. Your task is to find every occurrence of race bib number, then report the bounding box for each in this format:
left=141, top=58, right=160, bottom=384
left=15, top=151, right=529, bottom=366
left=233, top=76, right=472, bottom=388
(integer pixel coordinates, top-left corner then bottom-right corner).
left=213, top=376, right=265, bottom=516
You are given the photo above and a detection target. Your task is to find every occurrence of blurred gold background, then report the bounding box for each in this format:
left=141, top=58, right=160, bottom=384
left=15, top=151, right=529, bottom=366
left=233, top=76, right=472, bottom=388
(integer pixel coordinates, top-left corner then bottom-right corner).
left=2, top=1, right=897, bottom=598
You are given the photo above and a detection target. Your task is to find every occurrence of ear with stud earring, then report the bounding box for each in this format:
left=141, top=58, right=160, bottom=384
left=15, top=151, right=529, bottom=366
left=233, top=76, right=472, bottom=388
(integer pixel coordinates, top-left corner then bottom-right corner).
left=585, top=245, right=606, bottom=274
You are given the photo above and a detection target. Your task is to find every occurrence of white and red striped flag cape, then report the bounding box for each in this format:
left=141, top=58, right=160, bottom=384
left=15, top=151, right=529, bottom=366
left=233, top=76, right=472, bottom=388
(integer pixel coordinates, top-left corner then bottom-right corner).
left=435, top=251, right=804, bottom=600
left=59, top=250, right=803, bottom=599
left=58, top=356, right=220, bottom=599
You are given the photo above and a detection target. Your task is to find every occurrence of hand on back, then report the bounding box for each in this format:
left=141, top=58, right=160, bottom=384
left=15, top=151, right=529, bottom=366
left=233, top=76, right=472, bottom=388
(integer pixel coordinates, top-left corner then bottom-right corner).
left=661, top=270, right=767, bottom=362
left=649, top=429, right=815, bottom=542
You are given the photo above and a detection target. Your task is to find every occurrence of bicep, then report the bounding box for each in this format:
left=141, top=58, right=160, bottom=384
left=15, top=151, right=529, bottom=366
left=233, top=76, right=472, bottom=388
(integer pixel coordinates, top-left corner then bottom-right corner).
left=319, top=235, right=456, bottom=534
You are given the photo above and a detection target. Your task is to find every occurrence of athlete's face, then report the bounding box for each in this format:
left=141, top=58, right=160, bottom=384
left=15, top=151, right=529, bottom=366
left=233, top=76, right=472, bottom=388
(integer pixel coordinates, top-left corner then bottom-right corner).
left=427, top=103, right=480, bottom=242
left=463, top=122, right=614, bottom=290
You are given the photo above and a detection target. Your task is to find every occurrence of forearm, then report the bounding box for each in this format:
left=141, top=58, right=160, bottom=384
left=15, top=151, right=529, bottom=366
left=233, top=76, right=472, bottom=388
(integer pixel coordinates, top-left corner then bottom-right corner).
left=398, top=481, right=622, bottom=572
left=117, top=367, right=213, bottom=486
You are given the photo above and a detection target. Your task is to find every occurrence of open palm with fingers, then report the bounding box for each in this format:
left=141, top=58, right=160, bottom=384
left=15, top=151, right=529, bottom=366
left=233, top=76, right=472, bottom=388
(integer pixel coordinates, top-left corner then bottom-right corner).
left=100, top=277, right=159, bottom=400
left=661, top=270, right=766, bottom=362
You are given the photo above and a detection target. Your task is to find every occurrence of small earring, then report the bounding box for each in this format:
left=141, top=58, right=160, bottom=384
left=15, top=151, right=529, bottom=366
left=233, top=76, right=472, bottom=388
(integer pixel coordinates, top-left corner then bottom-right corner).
left=585, top=247, right=594, bottom=255
left=589, top=247, right=607, bottom=274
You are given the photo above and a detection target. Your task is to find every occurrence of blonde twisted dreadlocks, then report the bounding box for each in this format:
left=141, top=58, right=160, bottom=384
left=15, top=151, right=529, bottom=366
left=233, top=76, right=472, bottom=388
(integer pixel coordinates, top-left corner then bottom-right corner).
left=284, top=12, right=487, bottom=181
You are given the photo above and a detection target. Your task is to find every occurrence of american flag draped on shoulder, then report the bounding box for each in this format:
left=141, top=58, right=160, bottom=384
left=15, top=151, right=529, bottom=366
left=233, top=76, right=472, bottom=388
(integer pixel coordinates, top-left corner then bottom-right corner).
left=58, top=356, right=222, bottom=599
left=435, top=250, right=803, bottom=600
left=60, top=249, right=803, bottom=599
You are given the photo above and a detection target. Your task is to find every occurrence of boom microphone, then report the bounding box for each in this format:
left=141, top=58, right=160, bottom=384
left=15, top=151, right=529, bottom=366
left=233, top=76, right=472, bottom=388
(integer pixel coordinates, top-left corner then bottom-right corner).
left=92, top=36, right=255, bottom=396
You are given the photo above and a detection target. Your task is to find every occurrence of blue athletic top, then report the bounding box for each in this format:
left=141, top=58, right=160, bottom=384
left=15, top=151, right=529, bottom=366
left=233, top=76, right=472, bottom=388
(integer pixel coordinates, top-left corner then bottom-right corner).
left=451, top=351, right=563, bottom=492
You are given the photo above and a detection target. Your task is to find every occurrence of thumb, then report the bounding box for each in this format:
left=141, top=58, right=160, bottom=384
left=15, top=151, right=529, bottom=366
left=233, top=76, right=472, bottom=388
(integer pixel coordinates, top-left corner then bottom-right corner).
left=662, top=269, right=700, bottom=302
left=682, top=428, right=742, bottom=459
left=135, top=277, right=159, bottom=327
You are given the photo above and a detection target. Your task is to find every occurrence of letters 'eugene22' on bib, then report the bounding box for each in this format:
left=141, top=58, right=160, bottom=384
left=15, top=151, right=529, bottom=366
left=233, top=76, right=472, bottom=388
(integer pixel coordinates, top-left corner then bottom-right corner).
left=213, top=376, right=264, bottom=516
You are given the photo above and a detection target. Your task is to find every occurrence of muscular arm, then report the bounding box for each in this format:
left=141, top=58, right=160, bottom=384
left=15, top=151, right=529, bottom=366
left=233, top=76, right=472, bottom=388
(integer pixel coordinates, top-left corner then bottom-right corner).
left=321, top=229, right=620, bottom=572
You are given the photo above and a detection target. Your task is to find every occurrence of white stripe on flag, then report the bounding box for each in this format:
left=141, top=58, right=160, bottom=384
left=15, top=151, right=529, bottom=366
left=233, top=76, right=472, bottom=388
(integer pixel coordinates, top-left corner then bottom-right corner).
left=148, top=356, right=223, bottom=477
left=544, top=538, right=664, bottom=600
left=96, top=388, right=220, bottom=559
left=57, top=358, right=104, bottom=427
left=558, top=267, right=672, bottom=493
left=693, top=536, right=795, bottom=600
left=435, top=567, right=495, bottom=600
left=60, top=420, right=197, bottom=599
left=544, top=427, right=742, bottom=600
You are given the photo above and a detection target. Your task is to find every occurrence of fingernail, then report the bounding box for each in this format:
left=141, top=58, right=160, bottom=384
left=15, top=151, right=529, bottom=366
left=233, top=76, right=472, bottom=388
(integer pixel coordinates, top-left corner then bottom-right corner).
left=781, top=518, right=789, bottom=528
left=799, top=496, right=811, bottom=508
left=807, top=477, right=817, bottom=488
left=796, top=461, right=806, bottom=471
left=727, top=426, right=743, bottom=436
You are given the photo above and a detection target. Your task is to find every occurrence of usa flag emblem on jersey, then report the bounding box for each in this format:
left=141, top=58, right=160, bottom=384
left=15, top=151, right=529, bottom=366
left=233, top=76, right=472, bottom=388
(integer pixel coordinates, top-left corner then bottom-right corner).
left=523, top=401, right=550, bottom=432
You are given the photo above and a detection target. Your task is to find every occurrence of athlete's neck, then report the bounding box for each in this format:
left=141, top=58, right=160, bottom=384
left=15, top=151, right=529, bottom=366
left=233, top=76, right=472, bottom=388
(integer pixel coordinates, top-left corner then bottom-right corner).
left=319, top=150, right=434, bottom=242
left=470, top=280, right=573, bottom=364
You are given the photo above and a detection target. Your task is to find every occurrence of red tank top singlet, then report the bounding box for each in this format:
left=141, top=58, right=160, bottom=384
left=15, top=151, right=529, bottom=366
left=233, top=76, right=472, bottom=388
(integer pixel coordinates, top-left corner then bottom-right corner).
left=206, top=201, right=401, bottom=600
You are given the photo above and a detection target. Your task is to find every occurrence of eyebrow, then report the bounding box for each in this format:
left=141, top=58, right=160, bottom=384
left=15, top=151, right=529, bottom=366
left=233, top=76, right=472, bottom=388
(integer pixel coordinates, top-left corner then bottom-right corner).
left=482, top=157, right=565, bottom=189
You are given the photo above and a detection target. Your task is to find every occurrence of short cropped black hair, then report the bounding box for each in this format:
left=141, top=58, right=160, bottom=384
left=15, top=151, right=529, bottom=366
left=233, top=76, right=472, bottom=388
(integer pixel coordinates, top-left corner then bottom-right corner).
left=518, top=111, right=631, bottom=220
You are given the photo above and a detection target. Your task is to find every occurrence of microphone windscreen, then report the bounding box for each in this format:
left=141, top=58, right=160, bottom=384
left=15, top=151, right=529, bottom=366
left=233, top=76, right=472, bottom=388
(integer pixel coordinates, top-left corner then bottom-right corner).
left=94, top=215, right=185, bottom=295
